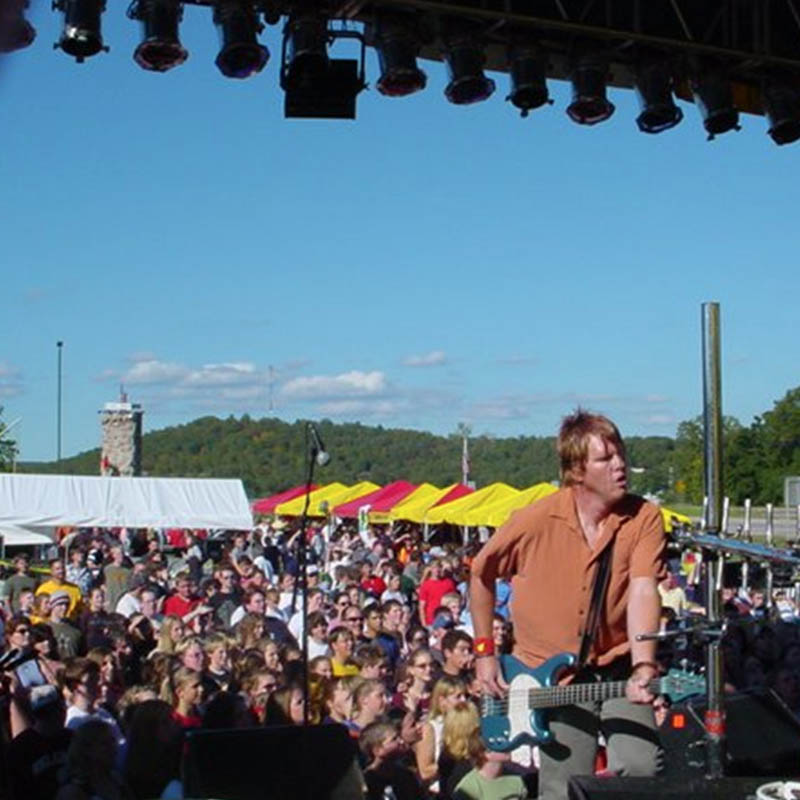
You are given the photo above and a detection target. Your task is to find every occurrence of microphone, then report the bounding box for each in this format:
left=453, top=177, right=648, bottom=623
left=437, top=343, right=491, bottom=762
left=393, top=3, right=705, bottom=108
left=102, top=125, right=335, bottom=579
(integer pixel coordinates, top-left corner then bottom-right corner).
left=308, top=423, right=330, bottom=466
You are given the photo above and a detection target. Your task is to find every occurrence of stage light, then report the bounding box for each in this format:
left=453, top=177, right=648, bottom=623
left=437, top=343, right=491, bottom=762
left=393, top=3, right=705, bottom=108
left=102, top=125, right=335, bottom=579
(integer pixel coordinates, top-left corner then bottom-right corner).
left=690, top=65, right=740, bottom=139
left=282, top=11, right=328, bottom=92
left=0, top=0, right=35, bottom=53
left=441, top=22, right=495, bottom=105
left=129, top=0, right=187, bottom=73
left=507, top=44, right=550, bottom=117
left=567, top=53, right=614, bottom=125
left=213, top=1, right=268, bottom=79
left=54, top=0, right=108, bottom=62
left=374, top=14, right=426, bottom=98
left=762, top=81, right=800, bottom=146
left=634, top=60, right=683, bottom=133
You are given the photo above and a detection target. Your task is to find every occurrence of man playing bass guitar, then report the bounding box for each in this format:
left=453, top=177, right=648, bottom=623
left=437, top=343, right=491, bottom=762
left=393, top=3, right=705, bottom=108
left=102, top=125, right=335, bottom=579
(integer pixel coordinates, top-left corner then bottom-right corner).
left=470, top=409, right=666, bottom=800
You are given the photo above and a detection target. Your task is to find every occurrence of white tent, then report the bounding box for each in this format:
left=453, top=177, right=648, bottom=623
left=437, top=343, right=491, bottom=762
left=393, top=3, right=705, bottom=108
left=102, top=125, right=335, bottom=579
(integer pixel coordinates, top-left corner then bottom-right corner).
left=0, top=474, right=253, bottom=531
left=0, top=525, right=54, bottom=546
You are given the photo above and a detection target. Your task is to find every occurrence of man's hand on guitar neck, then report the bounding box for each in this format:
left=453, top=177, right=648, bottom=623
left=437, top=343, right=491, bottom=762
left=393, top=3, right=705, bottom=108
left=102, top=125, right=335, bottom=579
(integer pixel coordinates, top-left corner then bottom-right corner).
left=625, top=661, right=659, bottom=704
left=475, top=654, right=508, bottom=699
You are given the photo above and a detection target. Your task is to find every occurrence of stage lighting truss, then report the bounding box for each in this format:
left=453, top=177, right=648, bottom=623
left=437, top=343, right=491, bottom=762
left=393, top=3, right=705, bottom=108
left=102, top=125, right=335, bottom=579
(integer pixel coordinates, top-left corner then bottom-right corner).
left=127, top=0, right=187, bottom=72
left=566, top=51, right=615, bottom=125
left=762, top=79, right=800, bottom=146
left=690, top=60, right=741, bottom=140
left=506, top=43, right=551, bottom=117
left=0, top=0, right=35, bottom=52
left=633, top=59, right=683, bottom=134
left=213, top=0, right=268, bottom=79
left=372, top=13, right=427, bottom=98
left=53, top=0, right=108, bottom=62
left=441, top=20, right=495, bottom=105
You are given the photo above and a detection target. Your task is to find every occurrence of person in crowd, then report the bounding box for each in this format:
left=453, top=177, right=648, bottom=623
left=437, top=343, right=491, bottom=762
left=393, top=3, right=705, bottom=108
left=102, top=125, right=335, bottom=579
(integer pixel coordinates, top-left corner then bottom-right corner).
left=492, top=614, right=512, bottom=656
left=419, top=560, right=457, bottom=628
left=413, top=675, right=468, bottom=789
left=60, top=657, right=125, bottom=745
left=47, top=591, right=82, bottom=659
left=264, top=683, right=305, bottom=725
left=307, top=610, right=331, bottom=659
left=354, top=644, right=389, bottom=681
left=65, top=548, right=93, bottom=598
left=375, top=599, right=404, bottom=672
left=289, top=587, right=325, bottom=641
left=470, top=410, right=665, bottom=800
left=79, top=586, right=113, bottom=650
left=309, top=655, right=333, bottom=680
left=154, top=614, right=185, bottom=655
left=441, top=630, right=474, bottom=680
left=349, top=678, right=388, bottom=736
left=361, top=603, right=383, bottom=646
left=203, top=632, right=232, bottom=693
left=32, top=623, right=64, bottom=685
left=395, top=647, right=434, bottom=715
left=55, top=719, right=134, bottom=800
left=162, top=574, right=200, bottom=619
left=176, top=636, right=206, bottom=674
left=36, top=559, right=82, bottom=621
left=3, top=552, right=38, bottom=613
left=329, top=626, right=359, bottom=677
left=104, top=546, right=132, bottom=614
left=360, top=720, right=424, bottom=800
left=162, top=666, right=204, bottom=729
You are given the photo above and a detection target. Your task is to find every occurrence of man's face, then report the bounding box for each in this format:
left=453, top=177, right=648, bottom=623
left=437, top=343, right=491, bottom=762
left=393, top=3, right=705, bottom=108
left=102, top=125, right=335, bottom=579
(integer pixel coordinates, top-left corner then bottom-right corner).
left=445, top=639, right=472, bottom=671
left=111, top=547, right=123, bottom=566
left=365, top=608, right=382, bottom=633
left=51, top=561, right=65, bottom=581
left=14, top=557, right=28, bottom=574
left=383, top=604, right=403, bottom=631
left=576, top=435, right=627, bottom=506
left=51, top=601, right=68, bottom=621
left=219, top=570, right=237, bottom=593
left=141, top=591, right=157, bottom=617
left=177, top=579, right=192, bottom=599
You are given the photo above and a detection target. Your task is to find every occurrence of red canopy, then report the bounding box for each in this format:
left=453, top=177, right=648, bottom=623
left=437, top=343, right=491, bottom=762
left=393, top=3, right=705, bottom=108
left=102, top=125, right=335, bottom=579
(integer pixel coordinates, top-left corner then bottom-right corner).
left=430, top=483, right=474, bottom=508
left=252, top=485, right=316, bottom=515
left=334, top=481, right=417, bottom=518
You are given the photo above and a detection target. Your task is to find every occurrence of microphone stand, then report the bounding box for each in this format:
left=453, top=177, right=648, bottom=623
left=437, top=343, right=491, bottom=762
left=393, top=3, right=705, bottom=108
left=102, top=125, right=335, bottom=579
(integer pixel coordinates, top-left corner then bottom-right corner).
left=290, top=423, right=324, bottom=727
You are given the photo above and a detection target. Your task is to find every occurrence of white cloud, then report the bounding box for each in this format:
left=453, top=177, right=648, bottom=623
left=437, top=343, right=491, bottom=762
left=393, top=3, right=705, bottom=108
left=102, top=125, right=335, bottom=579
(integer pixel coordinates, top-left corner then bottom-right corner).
left=644, top=414, right=675, bottom=425
left=0, top=363, right=23, bottom=397
left=402, top=350, right=447, bottom=367
left=281, top=370, right=387, bottom=400
left=317, top=399, right=408, bottom=416
left=124, top=359, right=189, bottom=385
left=184, top=362, right=258, bottom=387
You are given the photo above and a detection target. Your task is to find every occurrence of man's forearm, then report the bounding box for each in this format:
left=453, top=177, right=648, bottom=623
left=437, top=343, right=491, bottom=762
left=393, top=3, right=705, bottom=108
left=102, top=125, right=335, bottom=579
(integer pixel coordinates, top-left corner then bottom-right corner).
left=627, top=578, right=661, bottom=666
left=469, top=570, right=497, bottom=641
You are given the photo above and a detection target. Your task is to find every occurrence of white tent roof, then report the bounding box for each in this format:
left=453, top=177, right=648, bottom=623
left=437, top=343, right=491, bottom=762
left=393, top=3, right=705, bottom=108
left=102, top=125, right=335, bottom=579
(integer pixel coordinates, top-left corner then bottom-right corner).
left=0, top=474, right=253, bottom=531
left=0, top=525, right=54, bottom=546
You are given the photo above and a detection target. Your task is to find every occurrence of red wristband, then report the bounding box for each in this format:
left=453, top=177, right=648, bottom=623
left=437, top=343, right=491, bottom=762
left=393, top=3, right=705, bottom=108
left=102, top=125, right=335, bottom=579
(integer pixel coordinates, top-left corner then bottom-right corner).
left=474, top=637, right=495, bottom=657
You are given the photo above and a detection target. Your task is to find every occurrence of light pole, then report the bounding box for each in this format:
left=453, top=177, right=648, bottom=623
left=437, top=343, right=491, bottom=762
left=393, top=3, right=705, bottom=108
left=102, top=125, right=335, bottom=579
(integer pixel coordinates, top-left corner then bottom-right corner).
left=57, top=341, right=63, bottom=462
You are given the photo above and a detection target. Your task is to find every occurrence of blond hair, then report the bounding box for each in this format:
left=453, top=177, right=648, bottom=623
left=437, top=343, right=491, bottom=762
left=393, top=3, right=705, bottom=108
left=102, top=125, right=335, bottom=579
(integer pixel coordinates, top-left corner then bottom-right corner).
left=442, top=701, right=484, bottom=764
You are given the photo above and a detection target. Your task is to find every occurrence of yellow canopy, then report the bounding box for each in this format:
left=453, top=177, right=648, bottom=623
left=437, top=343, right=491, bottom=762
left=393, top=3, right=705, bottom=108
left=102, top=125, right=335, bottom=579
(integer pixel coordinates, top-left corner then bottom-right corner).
left=424, top=483, right=519, bottom=526
left=389, top=483, right=454, bottom=524
left=370, top=483, right=439, bottom=524
left=463, top=482, right=559, bottom=527
left=276, top=482, right=380, bottom=517
left=660, top=506, right=693, bottom=533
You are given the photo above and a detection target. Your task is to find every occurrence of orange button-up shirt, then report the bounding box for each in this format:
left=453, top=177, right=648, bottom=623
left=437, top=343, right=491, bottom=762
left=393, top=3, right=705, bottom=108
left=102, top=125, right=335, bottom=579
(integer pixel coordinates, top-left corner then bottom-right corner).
left=470, top=487, right=666, bottom=668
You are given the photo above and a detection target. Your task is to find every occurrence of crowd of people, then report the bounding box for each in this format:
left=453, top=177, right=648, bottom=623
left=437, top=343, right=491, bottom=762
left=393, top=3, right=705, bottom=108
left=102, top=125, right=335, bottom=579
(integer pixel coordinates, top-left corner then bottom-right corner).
left=1, top=500, right=799, bottom=799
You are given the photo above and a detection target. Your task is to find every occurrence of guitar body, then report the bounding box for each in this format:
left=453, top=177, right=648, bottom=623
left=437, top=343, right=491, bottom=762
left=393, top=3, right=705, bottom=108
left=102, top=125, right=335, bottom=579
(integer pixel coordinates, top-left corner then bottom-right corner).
left=480, top=652, right=576, bottom=752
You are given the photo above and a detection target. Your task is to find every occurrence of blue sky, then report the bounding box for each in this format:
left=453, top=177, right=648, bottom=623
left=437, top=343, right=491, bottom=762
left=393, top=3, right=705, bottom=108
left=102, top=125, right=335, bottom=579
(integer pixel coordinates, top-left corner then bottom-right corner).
left=1, top=4, right=798, bottom=462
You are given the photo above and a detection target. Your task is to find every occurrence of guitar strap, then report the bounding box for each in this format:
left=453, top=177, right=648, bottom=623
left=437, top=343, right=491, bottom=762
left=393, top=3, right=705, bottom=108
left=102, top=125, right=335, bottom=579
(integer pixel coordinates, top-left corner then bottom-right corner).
left=576, top=541, right=614, bottom=670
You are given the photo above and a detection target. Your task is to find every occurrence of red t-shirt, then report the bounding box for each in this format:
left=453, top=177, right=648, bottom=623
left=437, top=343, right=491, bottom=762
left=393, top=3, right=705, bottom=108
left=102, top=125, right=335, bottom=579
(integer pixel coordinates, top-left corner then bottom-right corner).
left=418, top=577, right=457, bottom=625
left=163, top=594, right=200, bottom=618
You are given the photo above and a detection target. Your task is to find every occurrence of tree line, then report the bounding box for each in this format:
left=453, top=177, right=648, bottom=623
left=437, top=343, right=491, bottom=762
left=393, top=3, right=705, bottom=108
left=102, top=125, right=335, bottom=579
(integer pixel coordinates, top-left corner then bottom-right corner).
left=9, top=385, right=800, bottom=504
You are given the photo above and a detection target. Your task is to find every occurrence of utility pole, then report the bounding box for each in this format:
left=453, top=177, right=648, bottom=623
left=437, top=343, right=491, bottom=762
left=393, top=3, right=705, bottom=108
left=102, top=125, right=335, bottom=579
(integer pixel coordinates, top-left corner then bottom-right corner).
left=56, top=341, right=63, bottom=462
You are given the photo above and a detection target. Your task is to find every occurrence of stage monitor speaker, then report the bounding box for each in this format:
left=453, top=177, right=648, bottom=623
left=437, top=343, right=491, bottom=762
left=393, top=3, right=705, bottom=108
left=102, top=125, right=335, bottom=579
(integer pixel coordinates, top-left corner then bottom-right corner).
left=660, top=690, right=800, bottom=779
left=183, top=723, right=362, bottom=800
left=568, top=775, right=772, bottom=800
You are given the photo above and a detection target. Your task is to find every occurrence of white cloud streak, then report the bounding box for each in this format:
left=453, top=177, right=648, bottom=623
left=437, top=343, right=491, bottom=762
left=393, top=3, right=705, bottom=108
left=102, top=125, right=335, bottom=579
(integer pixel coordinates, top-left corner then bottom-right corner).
left=402, top=350, right=447, bottom=367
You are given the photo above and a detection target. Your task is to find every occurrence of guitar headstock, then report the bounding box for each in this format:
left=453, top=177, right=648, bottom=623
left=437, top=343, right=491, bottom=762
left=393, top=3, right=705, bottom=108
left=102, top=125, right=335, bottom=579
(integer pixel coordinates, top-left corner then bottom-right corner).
left=659, top=668, right=706, bottom=702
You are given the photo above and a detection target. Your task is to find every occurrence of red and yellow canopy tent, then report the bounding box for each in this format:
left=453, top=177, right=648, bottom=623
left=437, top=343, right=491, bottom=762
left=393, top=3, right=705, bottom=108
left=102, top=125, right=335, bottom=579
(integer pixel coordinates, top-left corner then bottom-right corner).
left=251, top=484, right=317, bottom=515
left=334, top=481, right=418, bottom=522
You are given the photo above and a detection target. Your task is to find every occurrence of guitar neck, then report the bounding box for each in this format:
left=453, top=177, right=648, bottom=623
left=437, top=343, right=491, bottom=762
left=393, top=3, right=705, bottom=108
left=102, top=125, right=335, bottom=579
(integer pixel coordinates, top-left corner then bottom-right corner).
left=529, top=678, right=661, bottom=709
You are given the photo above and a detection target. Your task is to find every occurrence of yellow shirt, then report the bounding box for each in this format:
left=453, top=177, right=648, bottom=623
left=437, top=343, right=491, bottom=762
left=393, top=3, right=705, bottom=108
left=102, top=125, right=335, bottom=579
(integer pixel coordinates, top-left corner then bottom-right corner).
left=35, top=580, right=83, bottom=620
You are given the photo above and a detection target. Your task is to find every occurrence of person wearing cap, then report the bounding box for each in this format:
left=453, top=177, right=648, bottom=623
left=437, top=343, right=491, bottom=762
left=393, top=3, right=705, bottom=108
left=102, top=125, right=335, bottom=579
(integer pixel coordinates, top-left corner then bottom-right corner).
left=3, top=552, right=38, bottom=613
left=47, top=590, right=82, bottom=659
left=429, top=609, right=456, bottom=667
left=36, top=559, right=82, bottom=622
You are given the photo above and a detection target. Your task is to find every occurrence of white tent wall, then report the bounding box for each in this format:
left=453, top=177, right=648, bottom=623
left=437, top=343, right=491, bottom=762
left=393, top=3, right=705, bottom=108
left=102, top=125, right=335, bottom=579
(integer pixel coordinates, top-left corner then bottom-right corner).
left=0, top=474, right=254, bottom=531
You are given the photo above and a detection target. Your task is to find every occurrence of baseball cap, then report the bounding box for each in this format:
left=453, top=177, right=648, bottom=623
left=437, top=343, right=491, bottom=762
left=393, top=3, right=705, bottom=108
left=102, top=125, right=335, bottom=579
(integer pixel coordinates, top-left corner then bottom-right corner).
left=432, top=613, right=455, bottom=631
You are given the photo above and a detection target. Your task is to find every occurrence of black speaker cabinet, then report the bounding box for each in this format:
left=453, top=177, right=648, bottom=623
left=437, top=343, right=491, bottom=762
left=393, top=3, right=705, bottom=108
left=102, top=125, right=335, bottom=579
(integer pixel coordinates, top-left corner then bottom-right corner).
left=660, top=690, right=800, bottom=779
left=569, top=775, right=773, bottom=800
left=183, top=723, right=360, bottom=800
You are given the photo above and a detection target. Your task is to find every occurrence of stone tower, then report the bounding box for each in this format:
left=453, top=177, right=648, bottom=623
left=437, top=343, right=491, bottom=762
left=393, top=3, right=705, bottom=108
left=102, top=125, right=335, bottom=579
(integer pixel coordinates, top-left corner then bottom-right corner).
left=99, top=389, right=143, bottom=477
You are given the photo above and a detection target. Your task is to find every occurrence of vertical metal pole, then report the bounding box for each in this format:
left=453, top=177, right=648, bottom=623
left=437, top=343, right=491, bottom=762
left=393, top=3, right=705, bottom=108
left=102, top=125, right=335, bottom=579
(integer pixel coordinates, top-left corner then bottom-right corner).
left=56, top=341, right=63, bottom=462
left=701, top=302, right=725, bottom=779
left=765, top=504, right=775, bottom=612
left=741, top=499, right=752, bottom=592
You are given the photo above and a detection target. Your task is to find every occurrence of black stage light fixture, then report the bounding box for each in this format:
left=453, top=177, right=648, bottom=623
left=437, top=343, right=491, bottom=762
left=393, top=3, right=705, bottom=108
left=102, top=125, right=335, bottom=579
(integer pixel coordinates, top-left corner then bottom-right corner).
left=374, top=14, right=426, bottom=97
left=690, top=63, right=740, bottom=139
left=567, top=52, right=614, bottom=124
left=214, top=1, right=268, bottom=79
left=53, top=0, right=108, bottom=62
left=634, top=60, right=683, bottom=133
left=0, top=0, right=36, bottom=52
left=282, top=11, right=328, bottom=92
left=506, top=44, right=550, bottom=117
left=129, top=0, right=187, bottom=72
left=441, top=21, right=495, bottom=105
left=762, top=80, right=800, bottom=146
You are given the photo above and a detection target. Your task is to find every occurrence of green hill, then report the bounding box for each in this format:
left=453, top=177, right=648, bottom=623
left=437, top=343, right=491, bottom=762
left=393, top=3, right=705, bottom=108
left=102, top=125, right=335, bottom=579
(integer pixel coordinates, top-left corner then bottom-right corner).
left=19, top=415, right=674, bottom=500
